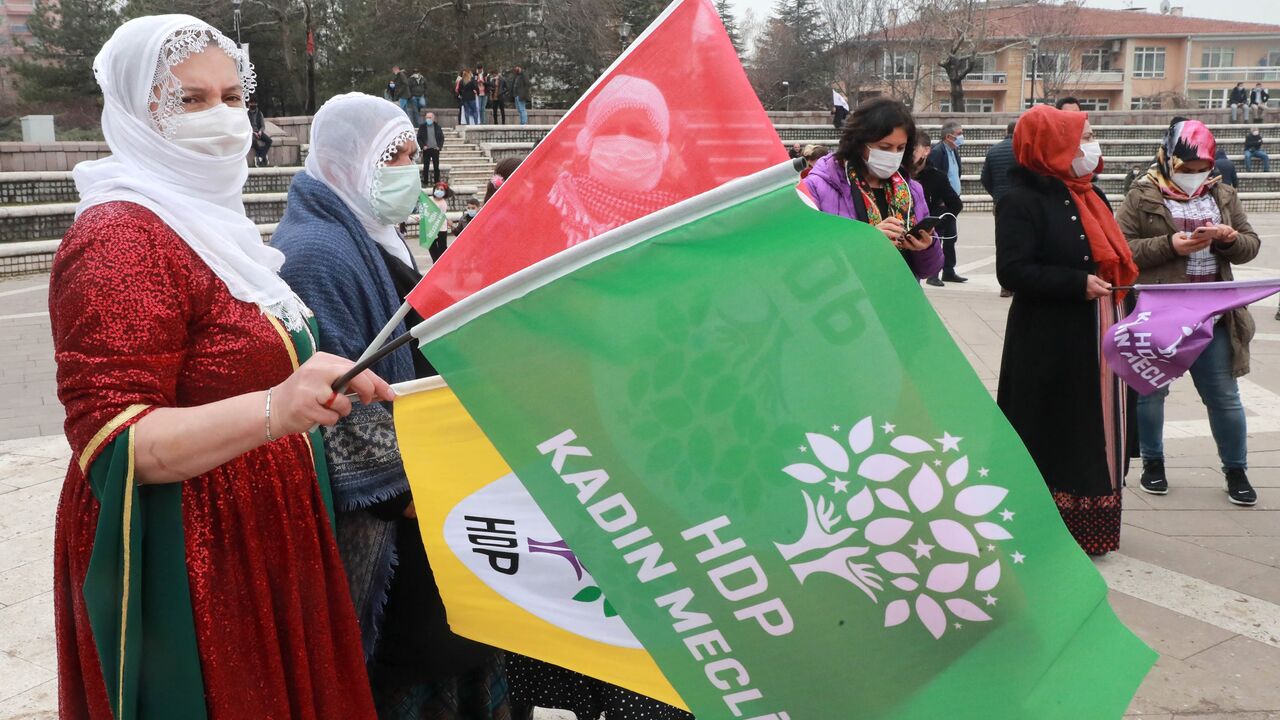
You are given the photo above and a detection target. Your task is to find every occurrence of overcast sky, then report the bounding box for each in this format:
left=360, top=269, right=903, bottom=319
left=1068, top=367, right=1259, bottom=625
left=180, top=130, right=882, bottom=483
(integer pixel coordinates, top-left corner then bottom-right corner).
left=732, top=0, right=1278, bottom=27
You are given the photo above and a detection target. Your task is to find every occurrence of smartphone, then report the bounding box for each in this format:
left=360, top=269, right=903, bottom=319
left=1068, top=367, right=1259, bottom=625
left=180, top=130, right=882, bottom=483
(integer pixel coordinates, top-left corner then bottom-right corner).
left=1191, top=225, right=1215, bottom=238
left=910, top=216, right=944, bottom=234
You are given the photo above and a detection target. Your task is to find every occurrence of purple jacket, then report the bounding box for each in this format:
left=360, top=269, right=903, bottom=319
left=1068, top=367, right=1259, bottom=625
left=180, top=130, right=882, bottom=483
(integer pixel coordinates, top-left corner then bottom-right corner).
left=801, top=154, right=944, bottom=280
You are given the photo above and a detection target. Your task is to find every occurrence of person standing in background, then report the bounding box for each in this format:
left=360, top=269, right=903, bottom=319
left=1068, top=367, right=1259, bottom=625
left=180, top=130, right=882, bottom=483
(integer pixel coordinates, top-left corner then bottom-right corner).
left=833, top=89, right=850, bottom=130
left=389, top=65, right=411, bottom=118
left=488, top=68, right=507, bottom=124
left=1215, top=147, right=1238, bottom=188
left=996, top=105, right=1137, bottom=555
left=408, top=67, right=428, bottom=126
left=926, top=119, right=966, bottom=285
left=512, top=65, right=531, bottom=125
left=457, top=69, right=479, bottom=125
left=1055, top=96, right=1082, bottom=112
left=980, top=119, right=1017, bottom=296
left=1115, top=117, right=1260, bottom=506
left=417, top=111, right=445, bottom=185
left=475, top=65, right=488, bottom=123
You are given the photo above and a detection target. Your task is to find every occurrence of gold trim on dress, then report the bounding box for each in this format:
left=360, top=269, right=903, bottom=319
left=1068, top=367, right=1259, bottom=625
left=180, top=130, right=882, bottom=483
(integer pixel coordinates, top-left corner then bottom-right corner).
left=118, top=426, right=136, bottom=711
left=265, top=314, right=300, bottom=370
left=78, top=404, right=150, bottom=474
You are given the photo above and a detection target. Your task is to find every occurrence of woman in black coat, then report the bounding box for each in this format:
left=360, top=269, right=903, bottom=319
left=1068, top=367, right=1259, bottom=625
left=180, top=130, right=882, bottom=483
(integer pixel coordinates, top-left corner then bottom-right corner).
left=995, top=105, right=1140, bottom=556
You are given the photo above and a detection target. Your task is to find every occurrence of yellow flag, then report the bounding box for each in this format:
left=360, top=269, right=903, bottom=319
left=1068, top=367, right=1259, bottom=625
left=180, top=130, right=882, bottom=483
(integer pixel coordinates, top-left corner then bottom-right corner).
left=394, top=378, right=685, bottom=709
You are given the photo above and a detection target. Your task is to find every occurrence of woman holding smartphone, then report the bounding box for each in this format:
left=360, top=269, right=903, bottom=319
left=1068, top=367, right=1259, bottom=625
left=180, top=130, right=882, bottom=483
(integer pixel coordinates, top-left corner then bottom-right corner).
left=1116, top=118, right=1261, bottom=506
left=802, top=97, right=942, bottom=280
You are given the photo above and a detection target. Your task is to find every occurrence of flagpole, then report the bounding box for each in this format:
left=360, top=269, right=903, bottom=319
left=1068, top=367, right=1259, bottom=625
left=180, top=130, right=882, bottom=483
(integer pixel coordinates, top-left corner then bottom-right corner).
left=330, top=157, right=807, bottom=394
left=357, top=301, right=411, bottom=365
left=1111, top=278, right=1280, bottom=293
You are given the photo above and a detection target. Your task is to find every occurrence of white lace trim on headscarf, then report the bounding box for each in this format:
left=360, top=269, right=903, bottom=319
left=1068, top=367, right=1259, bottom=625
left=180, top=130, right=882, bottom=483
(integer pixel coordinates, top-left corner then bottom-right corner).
left=305, top=93, right=417, bottom=268
left=74, top=14, right=309, bottom=331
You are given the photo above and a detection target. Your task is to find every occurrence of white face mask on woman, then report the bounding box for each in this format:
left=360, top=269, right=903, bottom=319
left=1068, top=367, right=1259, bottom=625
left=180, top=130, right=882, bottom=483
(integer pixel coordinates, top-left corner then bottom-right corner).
left=865, top=146, right=905, bottom=179
left=1071, top=141, right=1102, bottom=177
left=1171, top=170, right=1211, bottom=196
left=369, top=164, right=423, bottom=224
left=170, top=103, right=253, bottom=157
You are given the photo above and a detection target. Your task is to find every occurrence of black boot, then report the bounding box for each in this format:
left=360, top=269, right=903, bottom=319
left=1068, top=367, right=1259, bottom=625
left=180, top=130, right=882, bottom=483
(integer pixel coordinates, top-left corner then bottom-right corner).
left=1225, top=468, right=1258, bottom=506
left=1139, top=459, right=1168, bottom=495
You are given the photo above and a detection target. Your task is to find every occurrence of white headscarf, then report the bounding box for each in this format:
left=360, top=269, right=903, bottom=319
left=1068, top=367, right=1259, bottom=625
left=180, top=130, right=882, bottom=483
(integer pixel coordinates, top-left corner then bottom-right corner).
left=305, top=93, right=417, bottom=267
left=74, top=14, right=309, bottom=331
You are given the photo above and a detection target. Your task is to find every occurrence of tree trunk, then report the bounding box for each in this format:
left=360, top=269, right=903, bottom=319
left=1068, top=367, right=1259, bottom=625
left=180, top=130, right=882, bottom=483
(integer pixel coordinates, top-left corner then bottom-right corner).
left=950, top=77, right=965, bottom=110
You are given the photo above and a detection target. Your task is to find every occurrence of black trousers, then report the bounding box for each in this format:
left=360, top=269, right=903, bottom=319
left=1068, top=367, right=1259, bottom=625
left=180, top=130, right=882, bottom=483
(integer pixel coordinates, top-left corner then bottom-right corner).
left=491, top=99, right=506, bottom=124
left=252, top=132, right=272, bottom=160
left=428, top=231, right=448, bottom=261
left=940, top=216, right=958, bottom=274
left=420, top=148, right=441, bottom=185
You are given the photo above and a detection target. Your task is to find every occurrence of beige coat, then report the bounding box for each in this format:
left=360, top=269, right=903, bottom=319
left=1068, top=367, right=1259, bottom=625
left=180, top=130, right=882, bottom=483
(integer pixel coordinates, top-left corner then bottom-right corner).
left=1115, top=179, right=1261, bottom=377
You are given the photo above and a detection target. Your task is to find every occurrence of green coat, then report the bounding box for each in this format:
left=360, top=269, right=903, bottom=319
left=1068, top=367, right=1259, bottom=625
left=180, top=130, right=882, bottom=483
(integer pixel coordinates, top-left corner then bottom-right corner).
left=1114, top=178, right=1261, bottom=377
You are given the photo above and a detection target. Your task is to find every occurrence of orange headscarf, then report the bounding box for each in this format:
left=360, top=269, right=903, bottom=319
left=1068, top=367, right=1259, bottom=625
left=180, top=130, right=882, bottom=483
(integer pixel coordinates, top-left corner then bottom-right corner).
left=1014, top=105, right=1138, bottom=291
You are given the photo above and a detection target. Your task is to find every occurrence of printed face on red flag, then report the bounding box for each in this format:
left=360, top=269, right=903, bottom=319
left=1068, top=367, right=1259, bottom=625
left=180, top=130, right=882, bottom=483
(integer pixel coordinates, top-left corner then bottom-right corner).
left=406, top=0, right=786, bottom=319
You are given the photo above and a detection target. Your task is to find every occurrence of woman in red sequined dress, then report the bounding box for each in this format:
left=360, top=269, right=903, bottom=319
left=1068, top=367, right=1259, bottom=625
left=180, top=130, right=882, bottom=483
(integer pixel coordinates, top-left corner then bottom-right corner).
left=51, top=15, right=392, bottom=719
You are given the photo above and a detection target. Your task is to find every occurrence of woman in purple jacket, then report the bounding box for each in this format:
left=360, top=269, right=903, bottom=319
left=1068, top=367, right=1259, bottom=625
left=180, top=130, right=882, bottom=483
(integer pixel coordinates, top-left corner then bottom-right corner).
left=801, top=97, right=943, bottom=280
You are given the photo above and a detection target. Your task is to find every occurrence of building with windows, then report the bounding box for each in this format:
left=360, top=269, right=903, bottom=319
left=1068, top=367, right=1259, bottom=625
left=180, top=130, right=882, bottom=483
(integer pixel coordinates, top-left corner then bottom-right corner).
left=843, top=1, right=1280, bottom=113
left=0, top=0, right=35, bottom=105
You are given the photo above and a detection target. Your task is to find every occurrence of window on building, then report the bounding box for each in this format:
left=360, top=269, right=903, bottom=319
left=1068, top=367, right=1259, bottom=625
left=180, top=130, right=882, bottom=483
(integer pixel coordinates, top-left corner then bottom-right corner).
left=1080, top=48, right=1112, bottom=72
left=1024, top=52, right=1070, bottom=78
left=939, top=98, right=995, bottom=112
left=1201, top=47, right=1235, bottom=68
left=11, top=24, right=29, bottom=35
left=1132, top=47, right=1166, bottom=78
left=1130, top=96, right=1163, bottom=110
left=1189, top=89, right=1230, bottom=108
left=1265, top=50, right=1280, bottom=66
left=1076, top=98, right=1111, bottom=111
left=883, top=51, right=917, bottom=80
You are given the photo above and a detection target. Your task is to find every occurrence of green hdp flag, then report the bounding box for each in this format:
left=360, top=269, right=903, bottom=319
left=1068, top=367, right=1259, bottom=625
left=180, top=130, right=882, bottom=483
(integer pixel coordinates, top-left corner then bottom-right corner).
left=414, top=161, right=1155, bottom=719
left=418, top=191, right=447, bottom=247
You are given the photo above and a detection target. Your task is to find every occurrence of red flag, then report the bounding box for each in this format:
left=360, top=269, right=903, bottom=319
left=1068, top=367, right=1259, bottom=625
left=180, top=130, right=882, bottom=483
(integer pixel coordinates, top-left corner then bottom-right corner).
left=306, top=30, right=315, bottom=57
left=405, top=0, right=786, bottom=318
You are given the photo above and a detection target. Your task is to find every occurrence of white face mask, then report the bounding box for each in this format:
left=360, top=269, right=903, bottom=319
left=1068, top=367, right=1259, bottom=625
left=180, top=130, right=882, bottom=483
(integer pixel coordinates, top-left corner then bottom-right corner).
left=1172, top=170, right=1211, bottom=196
left=1071, top=141, right=1102, bottom=177
left=864, top=146, right=904, bottom=179
left=588, top=135, right=666, bottom=192
left=369, top=164, right=422, bottom=224
left=169, top=104, right=253, bottom=158
left=951, top=134, right=965, bottom=147
left=432, top=189, right=446, bottom=199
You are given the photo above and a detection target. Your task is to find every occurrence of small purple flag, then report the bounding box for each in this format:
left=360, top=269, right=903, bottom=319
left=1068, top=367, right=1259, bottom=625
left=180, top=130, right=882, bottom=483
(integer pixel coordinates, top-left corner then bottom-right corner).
left=1104, top=279, right=1280, bottom=395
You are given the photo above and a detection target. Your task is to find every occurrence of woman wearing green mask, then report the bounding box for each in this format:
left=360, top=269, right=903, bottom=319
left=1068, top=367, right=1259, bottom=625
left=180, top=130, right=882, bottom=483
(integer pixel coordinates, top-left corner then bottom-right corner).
left=274, top=93, right=511, bottom=718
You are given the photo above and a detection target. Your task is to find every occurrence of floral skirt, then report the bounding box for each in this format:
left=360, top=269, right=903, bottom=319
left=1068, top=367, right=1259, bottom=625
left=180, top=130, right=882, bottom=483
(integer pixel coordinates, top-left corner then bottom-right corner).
left=1052, top=490, right=1123, bottom=556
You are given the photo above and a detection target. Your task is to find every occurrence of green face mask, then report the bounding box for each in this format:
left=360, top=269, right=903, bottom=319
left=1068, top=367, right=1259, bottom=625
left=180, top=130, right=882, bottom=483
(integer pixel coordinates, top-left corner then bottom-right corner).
left=370, top=164, right=422, bottom=224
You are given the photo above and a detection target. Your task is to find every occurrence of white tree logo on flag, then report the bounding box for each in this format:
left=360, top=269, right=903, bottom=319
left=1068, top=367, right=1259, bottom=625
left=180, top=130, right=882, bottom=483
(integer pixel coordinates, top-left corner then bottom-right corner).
left=774, top=417, right=1023, bottom=639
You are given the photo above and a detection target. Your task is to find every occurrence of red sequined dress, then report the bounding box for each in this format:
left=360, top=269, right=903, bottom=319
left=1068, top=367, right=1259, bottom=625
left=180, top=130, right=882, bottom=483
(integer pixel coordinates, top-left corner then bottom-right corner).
left=51, top=201, right=376, bottom=719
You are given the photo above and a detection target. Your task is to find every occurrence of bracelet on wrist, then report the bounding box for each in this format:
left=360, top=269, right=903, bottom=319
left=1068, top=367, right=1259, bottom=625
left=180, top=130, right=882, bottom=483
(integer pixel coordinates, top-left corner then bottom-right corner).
left=265, top=387, right=275, bottom=443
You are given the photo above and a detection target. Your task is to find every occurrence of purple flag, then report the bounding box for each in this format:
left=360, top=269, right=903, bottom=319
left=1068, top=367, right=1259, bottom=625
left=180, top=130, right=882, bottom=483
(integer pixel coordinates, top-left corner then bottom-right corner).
left=1104, top=279, right=1280, bottom=395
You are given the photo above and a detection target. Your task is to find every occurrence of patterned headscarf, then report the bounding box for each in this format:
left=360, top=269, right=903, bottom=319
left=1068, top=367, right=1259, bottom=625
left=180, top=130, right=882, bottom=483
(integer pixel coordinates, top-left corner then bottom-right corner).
left=1145, top=117, right=1220, bottom=200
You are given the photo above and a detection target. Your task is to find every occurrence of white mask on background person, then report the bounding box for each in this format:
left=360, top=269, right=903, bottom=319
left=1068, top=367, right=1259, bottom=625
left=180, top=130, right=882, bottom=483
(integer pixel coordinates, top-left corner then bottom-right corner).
left=588, top=135, right=666, bottom=192
left=1171, top=170, right=1211, bottom=196
left=465, top=208, right=478, bottom=218
left=369, top=164, right=422, bottom=224
left=169, top=103, right=253, bottom=157
left=865, top=146, right=905, bottom=179
left=432, top=188, right=446, bottom=199
left=1071, top=141, right=1102, bottom=177
left=951, top=134, right=965, bottom=148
